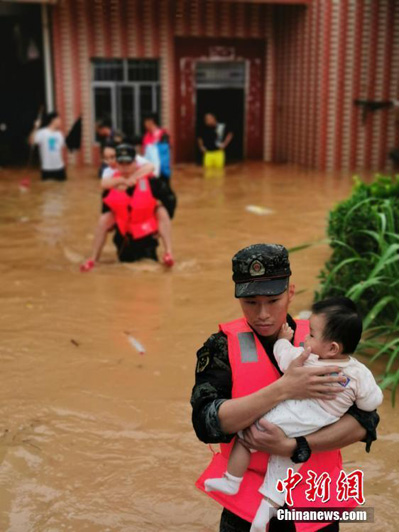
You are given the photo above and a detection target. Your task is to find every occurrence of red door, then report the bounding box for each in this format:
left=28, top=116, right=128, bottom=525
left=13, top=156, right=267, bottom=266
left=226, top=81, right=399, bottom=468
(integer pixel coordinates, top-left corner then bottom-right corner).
left=174, top=37, right=265, bottom=162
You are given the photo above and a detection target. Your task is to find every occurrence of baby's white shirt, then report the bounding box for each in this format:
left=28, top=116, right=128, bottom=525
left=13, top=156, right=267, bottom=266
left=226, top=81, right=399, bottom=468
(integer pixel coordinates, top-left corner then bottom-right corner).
left=274, top=339, right=383, bottom=417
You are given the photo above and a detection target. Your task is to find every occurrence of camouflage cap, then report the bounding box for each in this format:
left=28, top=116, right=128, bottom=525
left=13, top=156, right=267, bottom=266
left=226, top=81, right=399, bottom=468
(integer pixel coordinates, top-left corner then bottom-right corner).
left=232, top=243, right=291, bottom=298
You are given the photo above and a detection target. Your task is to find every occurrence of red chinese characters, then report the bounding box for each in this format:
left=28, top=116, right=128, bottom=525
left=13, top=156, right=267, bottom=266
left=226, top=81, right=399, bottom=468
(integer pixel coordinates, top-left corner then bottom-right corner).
left=305, top=470, right=332, bottom=503
left=337, top=469, right=365, bottom=505
left=277, top=469, right=365, bottom=506
left=276, top=467, right=303, bottom=506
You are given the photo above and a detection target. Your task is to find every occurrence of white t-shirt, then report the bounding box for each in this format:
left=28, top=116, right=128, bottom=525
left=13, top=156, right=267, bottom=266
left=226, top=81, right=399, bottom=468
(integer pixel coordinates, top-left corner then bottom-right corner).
left=101, top=155, right=149, bottom=179
left=34, top=128, right=65, bottom=171
left=274, top=339, right=384, bottom=417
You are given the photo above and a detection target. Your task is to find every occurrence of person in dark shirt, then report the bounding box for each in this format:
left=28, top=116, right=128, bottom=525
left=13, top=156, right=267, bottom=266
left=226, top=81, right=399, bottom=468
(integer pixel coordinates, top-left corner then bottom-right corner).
left=198, top=113, right=233, bottom=169
left=96, top=118, right=125, bottom=147
left=191, top=244, right=380, bottom=532
left=96, top=118, right=126, bottom=177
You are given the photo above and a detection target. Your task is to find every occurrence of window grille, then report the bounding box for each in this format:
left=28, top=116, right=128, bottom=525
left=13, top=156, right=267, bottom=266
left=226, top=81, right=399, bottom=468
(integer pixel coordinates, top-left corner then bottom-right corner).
left=92, top=59, right=160, bottom=140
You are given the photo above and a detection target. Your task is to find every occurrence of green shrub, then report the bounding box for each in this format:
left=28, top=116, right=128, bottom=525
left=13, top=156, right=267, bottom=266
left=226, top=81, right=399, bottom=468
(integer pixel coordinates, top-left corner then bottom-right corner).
left=316, top=174, right=399, bottom=403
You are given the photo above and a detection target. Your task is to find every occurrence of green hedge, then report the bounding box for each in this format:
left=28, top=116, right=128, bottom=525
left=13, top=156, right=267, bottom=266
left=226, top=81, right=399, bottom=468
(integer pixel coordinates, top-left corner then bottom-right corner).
left=316, top=174, right=399, bottom=403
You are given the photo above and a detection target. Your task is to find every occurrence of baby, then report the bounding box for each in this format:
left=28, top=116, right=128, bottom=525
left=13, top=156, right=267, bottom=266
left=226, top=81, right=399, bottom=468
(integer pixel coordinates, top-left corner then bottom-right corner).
left=205, top=297, right=383, bottom=532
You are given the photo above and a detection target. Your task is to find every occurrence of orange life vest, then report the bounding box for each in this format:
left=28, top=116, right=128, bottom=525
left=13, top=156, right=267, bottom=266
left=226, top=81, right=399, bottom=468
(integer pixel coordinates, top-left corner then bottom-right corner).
left=103, top=176, right=158, bottom=239
left=196, top=318, right=357, bottom=531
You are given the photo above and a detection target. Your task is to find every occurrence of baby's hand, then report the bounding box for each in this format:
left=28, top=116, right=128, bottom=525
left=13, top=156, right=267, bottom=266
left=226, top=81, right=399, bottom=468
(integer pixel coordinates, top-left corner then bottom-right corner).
left=278, top=323, right=294, bottom=341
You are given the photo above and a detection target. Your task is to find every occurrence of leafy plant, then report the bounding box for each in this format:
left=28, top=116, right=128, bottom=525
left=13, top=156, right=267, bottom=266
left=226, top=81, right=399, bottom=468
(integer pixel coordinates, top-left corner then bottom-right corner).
left=316, top=175, right=399, bottom=404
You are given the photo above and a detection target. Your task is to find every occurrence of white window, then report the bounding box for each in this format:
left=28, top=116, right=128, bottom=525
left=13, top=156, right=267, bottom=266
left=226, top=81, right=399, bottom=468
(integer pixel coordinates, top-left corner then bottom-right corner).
left=92, top=59, right=160, bottom=141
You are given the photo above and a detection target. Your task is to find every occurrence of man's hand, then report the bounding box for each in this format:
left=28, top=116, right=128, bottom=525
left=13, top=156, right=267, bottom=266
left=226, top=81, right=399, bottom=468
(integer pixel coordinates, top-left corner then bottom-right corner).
left=240, top=419, right=295, bottom=457
left=280, top=347, right=347, bottom=401
left=198, top=139, right=206, bottom=154
left=221, top=132, right=233, bottom=150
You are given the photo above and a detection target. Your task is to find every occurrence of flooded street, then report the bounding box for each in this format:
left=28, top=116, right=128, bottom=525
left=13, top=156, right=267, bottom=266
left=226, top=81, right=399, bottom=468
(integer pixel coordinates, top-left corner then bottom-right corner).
left=0, top=162, right=397, bottom=531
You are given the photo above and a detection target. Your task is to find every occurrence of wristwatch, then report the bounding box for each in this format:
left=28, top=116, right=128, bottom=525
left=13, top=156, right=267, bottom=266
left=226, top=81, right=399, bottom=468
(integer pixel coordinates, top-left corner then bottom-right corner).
left=291, top=436, right=312, bottom=463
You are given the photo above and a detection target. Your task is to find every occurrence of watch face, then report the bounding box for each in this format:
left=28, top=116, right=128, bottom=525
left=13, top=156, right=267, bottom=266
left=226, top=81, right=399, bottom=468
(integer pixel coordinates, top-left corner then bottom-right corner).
left=298, top=449, right=309, bottom=462
left=292, top=437, right=311, bottom=463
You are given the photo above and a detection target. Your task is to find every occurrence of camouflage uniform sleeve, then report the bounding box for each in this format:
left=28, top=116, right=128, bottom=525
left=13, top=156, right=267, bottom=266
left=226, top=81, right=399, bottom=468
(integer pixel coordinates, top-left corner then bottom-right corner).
left=346, top=404, right=380, bottom=453
left=190, top=331, right=235, bottom=444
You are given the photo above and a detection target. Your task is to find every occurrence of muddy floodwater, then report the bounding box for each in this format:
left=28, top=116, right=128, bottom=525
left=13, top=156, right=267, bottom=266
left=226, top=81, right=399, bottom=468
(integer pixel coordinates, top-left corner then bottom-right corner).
left=0, top=162, right=398, bottom=531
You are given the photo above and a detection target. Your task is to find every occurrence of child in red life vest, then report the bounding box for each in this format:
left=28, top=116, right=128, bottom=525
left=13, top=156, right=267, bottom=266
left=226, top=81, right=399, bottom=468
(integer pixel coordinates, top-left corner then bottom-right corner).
left=80, top=143, right=175, bottom=271
left=205, top=297, right=383, bottom=532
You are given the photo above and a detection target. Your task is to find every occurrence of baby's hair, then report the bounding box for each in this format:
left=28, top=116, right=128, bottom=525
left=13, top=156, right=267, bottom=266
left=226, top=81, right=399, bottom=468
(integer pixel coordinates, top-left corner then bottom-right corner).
left=311, top=297, right=362, bottom=354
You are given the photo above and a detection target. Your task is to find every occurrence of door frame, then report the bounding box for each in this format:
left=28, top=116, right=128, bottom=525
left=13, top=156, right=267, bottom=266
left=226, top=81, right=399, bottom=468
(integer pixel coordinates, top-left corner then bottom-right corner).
left=174, top=37, right=265, bottom=162
left=195, top=59, right=248, bottom=160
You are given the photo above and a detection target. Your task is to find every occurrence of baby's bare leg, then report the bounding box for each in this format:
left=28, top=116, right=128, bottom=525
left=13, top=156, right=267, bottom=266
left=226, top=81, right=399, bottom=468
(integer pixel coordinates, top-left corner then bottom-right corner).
left=204, top=437, right=251, bottom=495
left=227, top=437, right=251, bottom=477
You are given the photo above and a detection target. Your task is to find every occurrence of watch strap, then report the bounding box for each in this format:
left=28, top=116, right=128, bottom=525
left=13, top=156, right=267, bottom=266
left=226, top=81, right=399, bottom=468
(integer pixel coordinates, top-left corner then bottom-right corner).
left=291, top=436, right=312, bottom=464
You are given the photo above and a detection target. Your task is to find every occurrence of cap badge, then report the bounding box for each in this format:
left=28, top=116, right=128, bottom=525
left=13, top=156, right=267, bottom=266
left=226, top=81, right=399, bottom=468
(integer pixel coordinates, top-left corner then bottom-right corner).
left=249, top=259, right=265, bottom=277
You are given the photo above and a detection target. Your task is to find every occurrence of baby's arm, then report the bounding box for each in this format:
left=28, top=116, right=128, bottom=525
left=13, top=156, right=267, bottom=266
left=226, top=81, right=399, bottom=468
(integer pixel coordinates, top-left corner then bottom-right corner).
left=126, top=162, right=155, bottom=186
left=278, top=322, right=294, bottom=341
left=274, top=324, right=305, bottom=372
left=101, top=176, right=128, bottom=190
left=355, top=367, right=384, bottom=411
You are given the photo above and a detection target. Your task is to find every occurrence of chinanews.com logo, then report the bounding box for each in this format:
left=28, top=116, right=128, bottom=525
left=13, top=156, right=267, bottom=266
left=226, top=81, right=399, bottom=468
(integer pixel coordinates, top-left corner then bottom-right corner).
left=275, top=468, right=374, bottom=523
left=276, top=508, right=374, bottom=523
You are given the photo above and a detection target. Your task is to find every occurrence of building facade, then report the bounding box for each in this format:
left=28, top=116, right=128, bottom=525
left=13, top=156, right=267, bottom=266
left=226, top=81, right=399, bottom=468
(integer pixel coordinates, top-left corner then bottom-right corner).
left=42, top=0, right=399, bottom=170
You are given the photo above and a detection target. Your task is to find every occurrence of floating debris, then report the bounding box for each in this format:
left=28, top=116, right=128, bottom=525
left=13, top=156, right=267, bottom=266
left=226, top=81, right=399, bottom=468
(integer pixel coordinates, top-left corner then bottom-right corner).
left=245, top=205, right=274, bottom=216
left=124, top=332, right=146, bottom=355
left=70, top=339, right=80, bottom=347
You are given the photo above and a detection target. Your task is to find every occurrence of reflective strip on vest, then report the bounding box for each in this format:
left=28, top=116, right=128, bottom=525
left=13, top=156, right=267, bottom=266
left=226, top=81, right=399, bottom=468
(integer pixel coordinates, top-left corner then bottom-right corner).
left=237, top=332, right=258, bottom=363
